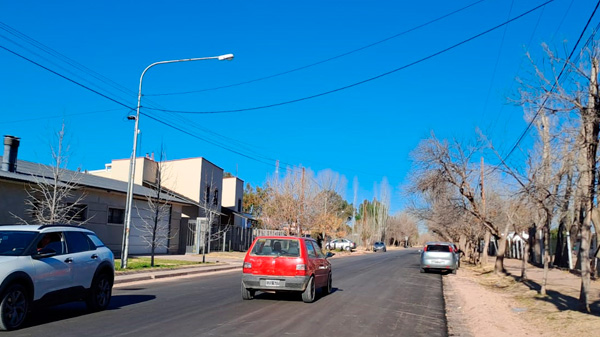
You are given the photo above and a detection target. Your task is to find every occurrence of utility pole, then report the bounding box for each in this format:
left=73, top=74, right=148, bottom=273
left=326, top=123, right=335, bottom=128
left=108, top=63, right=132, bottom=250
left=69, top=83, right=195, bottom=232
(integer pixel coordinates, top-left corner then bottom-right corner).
left=481, top=156, right=489, bottom=265
left=299, top=167, right=305, bottom=236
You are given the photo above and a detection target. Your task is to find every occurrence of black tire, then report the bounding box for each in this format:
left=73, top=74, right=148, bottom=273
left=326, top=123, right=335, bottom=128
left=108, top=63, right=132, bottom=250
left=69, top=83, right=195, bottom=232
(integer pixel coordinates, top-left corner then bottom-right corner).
left=241, top=282, right=254, bottom=300
left=322, top=273, right=332, bottom=295
left=301, top=276, right=316, bottom=303
left=86, top=273, right=113, bottom=311
left=0, top=284, right=29, bottom=331
left=344, top=246, right=351, bottom=251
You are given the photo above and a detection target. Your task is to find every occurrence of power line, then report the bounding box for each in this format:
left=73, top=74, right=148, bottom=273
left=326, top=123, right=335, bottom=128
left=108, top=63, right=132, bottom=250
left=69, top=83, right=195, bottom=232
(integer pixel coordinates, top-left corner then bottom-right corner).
left=0, top=22, right=139, bottom=105
left=0, top=45, right=136, bottom=112
left=500, top=0, right=600, bottom=163
left=146, top=0, right=554, bottom=115
left=145, top=0, right=488, bottom=97
left=1, top=35, right=393, bottom=180
left=480, top=0, right=514, bottom=121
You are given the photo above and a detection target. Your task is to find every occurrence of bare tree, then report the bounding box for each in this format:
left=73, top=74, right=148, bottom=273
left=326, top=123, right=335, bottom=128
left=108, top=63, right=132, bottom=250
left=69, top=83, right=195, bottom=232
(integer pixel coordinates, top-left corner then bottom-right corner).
left=410, top=134, right=511, bottom=273
left=517, top=43, right=600, bottom=311
left=13, top=123, right=88, bottom=225
left=134, top=148, right=176, bottom=267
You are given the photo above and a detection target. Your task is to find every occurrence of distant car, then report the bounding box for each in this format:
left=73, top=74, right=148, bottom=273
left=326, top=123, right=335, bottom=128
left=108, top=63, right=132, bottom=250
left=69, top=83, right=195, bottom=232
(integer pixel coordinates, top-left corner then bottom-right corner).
left=0, top=225, right=114, bottom=330
left=326, top=238, right=356, bottom=251
left=420, top=242, right=458, bottom=274
left=373, top=241, right=387, bottom=252
left=241, top=236, right=334, bottom=303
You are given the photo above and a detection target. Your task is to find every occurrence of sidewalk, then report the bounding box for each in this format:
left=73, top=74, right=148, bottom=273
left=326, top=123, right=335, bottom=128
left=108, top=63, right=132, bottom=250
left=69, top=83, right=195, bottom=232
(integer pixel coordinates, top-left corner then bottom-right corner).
left=114, top=252, right=245, bottom=285
left=443, top=257, right=600, bottom=337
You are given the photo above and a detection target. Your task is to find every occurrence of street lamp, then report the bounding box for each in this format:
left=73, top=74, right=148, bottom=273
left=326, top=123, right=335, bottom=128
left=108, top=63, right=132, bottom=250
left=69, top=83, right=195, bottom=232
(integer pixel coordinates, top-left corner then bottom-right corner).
left=121, top=53, right=234, bottom=269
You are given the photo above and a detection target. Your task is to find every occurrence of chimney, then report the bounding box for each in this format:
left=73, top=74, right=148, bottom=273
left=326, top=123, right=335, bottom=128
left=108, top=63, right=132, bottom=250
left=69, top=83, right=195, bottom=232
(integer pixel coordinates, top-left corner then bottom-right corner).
left=2, top=135, right=20, bottom=173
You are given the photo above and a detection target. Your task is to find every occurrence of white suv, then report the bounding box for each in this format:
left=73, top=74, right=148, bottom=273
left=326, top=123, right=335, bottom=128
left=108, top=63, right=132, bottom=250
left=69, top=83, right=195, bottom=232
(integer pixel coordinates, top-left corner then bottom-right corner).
left=326, top=238, right=356, bottom=251
left=0, top=225, right=114, bottom=330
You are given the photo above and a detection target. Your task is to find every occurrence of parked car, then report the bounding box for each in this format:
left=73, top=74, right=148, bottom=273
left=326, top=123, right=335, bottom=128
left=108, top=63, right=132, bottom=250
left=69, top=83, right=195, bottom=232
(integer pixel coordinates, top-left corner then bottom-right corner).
left=419, top=242, right=458, bottom=274
left=241, top=236, right=334, bottom=303
left=373, top=241, right=387, bottom=252
left=0, top=225, right=115, bottom=330
left=326, top=238, right=356, bottom=251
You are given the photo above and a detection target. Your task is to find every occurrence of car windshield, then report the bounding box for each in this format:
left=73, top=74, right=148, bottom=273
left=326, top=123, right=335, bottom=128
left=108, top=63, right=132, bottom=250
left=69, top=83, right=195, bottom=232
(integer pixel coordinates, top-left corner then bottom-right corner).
left=0, top=231, right=37, bottom=256
left=250, top=238, right=301, bottom=257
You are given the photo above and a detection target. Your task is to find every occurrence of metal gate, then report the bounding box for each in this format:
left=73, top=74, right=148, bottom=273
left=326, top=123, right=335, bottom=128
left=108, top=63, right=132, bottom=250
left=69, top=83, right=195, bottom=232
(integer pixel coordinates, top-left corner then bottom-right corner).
left=186, top=218, right=209, bottom=254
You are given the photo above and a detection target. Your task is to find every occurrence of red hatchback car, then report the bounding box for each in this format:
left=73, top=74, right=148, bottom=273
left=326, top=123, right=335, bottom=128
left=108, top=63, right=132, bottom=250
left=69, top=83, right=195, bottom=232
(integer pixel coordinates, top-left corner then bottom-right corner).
left=241, top=236, right=333, bottom=303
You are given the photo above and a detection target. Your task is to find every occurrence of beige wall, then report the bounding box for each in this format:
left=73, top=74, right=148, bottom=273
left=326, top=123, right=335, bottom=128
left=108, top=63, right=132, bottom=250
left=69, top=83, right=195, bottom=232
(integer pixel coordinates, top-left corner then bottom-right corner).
left=88, top=157, right=157, bottom=185
left=162, top=158, right=203, bottom=202
left=222, top=177, right=243, bottom=211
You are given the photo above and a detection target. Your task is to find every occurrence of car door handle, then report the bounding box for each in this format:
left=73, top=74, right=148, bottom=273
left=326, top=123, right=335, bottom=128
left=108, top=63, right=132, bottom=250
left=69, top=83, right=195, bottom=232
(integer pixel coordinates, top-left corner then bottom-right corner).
left=91, top=254, right=98, bottom=259
left=64, top=257, right=73, bottom=263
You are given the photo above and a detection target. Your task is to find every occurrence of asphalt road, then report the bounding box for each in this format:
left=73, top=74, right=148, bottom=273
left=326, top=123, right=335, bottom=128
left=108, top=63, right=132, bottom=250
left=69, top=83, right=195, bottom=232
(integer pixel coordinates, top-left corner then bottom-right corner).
left=7, top=248, right=447, bottom=337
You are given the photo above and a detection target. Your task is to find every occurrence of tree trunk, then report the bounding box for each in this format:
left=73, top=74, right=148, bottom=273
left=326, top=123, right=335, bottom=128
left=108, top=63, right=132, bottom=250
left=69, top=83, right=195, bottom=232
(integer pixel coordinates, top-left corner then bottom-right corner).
left=521, top=241, right=529, bottom=281
left=579, top=212, right=592, bottom=312
left=553, top=221, right=568, bottom=268
left=494, top=222, right=511, bottom=274
left=541, top=210, right=552, bottom=296
left=481, top=230, right=490, bottom=266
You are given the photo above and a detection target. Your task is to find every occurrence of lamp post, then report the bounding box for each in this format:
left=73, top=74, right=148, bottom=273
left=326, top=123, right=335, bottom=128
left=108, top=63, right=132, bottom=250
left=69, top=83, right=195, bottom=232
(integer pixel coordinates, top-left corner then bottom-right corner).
left=121, top=53, right=234, bottom=269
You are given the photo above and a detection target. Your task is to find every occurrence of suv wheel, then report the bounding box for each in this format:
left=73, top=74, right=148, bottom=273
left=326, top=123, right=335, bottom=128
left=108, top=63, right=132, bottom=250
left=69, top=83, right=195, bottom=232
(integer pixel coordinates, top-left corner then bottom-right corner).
left=301, top=276, right=316, bottom=303
left=0, top=284, right=29, bottom=331
left=86, top=273, right=112, bottom=311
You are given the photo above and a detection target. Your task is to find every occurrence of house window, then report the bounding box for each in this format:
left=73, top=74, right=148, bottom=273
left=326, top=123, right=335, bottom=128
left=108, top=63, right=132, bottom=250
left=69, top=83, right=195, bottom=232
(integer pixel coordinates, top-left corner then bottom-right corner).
left=237, top=198, right=242, bottom=212
left=213, top=189, right=219, bottom=206
left=108, top=208, right=125, bottom=224
left=66, top=204, right=87, bottom=222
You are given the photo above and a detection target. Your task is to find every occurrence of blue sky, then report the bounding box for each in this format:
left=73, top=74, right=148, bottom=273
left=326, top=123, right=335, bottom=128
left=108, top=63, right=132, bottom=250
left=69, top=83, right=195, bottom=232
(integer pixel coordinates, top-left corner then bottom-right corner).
left=1, top=0, right=597, bottom=213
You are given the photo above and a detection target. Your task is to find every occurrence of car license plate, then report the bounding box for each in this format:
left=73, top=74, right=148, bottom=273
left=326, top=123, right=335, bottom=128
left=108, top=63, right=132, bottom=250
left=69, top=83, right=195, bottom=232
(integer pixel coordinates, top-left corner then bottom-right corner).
left=433, top=260, right=444, bottom=264
left=265, top=280, right=281, bottom=287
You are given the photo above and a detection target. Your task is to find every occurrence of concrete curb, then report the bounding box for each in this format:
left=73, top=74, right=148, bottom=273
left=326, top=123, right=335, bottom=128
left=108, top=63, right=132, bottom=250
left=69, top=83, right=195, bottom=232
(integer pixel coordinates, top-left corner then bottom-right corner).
left=114, top=265, right=242, bottom=285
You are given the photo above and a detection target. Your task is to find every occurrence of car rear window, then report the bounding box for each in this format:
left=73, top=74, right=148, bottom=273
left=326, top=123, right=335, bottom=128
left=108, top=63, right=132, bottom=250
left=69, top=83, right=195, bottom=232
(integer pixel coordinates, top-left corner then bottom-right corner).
left=250, top=238, right=300, bottom=257
left=427, top=245, right=451, bottom=252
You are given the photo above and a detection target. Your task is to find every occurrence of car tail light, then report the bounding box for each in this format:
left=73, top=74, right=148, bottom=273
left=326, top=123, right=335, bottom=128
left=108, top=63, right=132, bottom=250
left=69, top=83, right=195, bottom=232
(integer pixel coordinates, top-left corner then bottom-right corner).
left=423, top=246, right=428, bottom=252
left=296, top=263, right=306, bottom=276
left=448, top=246, right=454, bottom=253
left=243, top=262, right=252, bottom=269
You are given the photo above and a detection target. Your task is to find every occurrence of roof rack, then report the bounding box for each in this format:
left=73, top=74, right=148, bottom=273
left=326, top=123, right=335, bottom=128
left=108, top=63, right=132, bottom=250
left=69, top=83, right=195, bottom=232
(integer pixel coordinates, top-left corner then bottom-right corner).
left=38, top=224, right=86, bottom=230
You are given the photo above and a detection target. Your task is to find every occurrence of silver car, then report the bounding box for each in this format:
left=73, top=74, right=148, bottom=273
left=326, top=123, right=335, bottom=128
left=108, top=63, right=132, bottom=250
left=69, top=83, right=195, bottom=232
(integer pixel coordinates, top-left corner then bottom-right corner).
left=420, top=242, right=457, bottom=274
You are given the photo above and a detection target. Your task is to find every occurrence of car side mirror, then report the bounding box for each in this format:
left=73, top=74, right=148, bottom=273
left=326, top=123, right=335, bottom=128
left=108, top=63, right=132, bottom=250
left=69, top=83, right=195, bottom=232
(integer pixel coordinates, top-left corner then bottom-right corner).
left=33, top=248, right=57, bottom=259
left=326, top=252, right=335, bottom=258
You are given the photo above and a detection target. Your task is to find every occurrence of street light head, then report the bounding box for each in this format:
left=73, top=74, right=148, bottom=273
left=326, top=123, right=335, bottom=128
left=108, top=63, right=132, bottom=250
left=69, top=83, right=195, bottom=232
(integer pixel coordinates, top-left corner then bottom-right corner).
left=218, top=53, right=234, bottom=61
left=127, top=115, right=136, bottom=121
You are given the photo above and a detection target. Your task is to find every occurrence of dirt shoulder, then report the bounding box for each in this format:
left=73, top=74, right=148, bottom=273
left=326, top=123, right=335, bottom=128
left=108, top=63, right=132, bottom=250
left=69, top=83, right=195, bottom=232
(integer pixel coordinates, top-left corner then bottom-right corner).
left=444, top=258, right=600, bottom=336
